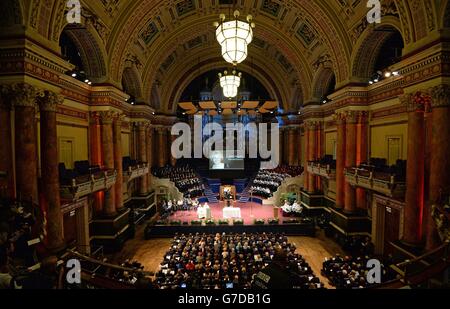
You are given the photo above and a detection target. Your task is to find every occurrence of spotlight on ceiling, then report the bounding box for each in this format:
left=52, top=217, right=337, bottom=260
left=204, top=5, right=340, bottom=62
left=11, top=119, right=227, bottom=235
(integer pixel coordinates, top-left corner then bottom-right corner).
left=385, top=71, right=392, bottom=78
left=392, top=71, right=400, bottom=76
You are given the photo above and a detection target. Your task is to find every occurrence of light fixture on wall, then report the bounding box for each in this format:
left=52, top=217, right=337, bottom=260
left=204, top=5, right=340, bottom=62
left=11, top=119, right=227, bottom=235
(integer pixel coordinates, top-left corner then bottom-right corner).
left=214, top=10, right=255, bottom=66
left=219, top=70, right=242, bottom=99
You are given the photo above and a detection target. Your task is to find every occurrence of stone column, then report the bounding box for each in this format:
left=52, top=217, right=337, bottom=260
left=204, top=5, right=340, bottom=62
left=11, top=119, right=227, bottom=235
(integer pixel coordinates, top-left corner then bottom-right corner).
left=304, top=124, right=309, bottom=190
left=307, top=121, right=317, bottom=194
left=356, top=112, right=368, bottom=211
left=138, top=122, right=149, bottom=195
left=157, top=128, right=166, bottom=168
left=335, top=113, right=346, bottom=209
left=402, top=93, right=426, bottom=246
left=427, top=85, right=450, bottom=249
left=0, top=86, right=15, bottom=198
left=278, top=128, right=284, bottom=166
left=113, top=114, right=124, bottom=211
left=284, top=128, right=289, bottom=165
left=37, top=90, right=65, bottom=252
left=89, top=113, right=103, bottom=214
left=344, top=111, right=357, bottom=213
left=288, top=127, right=296, bottom=166
left=11, top=83, right=39, bottom=204
left=297, top=127, right=302, bottom=167
left=316, top=122, right=324, bottom=191
left=146, top=125, right=153, bottom=192
left=100, top=111, right=116, bottom=216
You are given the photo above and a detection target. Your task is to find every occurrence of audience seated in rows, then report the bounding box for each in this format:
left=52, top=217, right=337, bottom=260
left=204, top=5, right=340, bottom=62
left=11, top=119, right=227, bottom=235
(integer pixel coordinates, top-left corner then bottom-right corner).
left=152, top=165, right=205, bottom=198
left=155, top=232, right=323, bottom=289
left=322, top=253, right=392, bottom=289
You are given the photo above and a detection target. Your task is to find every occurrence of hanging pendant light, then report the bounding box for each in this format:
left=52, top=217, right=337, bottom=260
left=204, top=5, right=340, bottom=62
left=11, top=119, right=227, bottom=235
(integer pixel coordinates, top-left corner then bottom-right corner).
left=214, top=10, right=255, bottom=66
left=219, top=70, right=242, bottom=99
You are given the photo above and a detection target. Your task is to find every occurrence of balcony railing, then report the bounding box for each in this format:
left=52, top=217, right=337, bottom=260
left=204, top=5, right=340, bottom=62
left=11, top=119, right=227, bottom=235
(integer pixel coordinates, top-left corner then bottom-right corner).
left=123, top=163, right=149, bottom=182
left=60, top=170, right=117, bottom=200
left=307, top=162, right=336, bottom=179
left=344, top=167, right=406, bottom=198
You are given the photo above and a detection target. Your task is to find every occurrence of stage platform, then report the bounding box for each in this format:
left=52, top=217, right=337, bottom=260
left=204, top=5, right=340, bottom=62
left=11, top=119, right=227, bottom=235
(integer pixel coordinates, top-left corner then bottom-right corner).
left=144, top=202, right=316, bottom=238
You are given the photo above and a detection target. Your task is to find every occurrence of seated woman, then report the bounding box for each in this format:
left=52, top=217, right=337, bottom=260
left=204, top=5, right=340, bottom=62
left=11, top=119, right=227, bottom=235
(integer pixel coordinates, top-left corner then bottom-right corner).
left=291, top=200, right=303, bottom=216
left=281, top=200, right=292, bottom=216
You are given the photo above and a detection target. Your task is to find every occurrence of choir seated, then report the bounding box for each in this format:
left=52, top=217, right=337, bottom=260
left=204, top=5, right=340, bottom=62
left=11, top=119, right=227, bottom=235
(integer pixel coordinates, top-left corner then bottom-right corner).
left=152, top=165, right=205, bottom=198
left=250, top=170, right=290, bottom=198
left=281, top=200, right=303, bottom=216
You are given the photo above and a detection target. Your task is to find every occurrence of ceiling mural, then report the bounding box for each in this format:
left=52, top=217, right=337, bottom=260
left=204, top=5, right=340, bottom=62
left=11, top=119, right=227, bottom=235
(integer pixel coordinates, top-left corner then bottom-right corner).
left=9, top=0, right=445, bottom=112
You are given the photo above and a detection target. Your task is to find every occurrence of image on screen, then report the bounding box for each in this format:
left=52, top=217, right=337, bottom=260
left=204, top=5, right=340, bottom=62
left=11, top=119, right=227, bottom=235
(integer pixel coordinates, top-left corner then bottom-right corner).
left=209, top=151, right=244, bottom=170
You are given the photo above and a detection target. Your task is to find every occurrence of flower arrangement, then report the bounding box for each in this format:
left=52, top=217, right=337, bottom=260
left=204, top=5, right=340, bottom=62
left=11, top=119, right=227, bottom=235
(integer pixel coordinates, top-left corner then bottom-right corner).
left=268, top=218, right=279, bottom=225
left=233, top=219, right=244, bottom=225
left=254, top=218, right=265, bottom=225
left=169, top=220, right=182, bottom=226
left=191, top=220, right=202, bottom=226
left=205, top=219, right=216, bottom=225
left=218, top=219, right=229, bottom=225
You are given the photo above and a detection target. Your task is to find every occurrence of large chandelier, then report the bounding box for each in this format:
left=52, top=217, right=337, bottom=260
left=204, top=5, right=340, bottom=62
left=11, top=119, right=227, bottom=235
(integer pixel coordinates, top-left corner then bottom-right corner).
left=214, top=10, right=255, bottom=66
left=219, top=70, right=242, bottom=99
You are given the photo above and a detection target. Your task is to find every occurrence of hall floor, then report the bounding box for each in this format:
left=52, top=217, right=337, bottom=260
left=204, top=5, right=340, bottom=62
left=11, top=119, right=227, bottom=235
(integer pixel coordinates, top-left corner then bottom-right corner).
left=111, top=225, right=344, bottom=288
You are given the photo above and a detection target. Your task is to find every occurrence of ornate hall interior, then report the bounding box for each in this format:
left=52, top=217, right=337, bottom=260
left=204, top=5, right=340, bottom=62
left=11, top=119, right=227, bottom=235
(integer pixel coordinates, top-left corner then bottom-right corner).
left=0, top=0, right=450, bottom=291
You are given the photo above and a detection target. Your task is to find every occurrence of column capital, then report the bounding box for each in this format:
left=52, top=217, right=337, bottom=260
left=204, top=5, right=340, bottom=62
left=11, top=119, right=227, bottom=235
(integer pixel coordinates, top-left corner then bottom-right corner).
left=333, top=112, right=346, bottom=125
left=345, top=110, right=359, bottom=124
left=9, top=83, right=40, bottom=109
left=304, top=120, right=318, bottom=130
left=98, top=111, right=118, bottom=125
left=113, top=113, right=126, bottom=126
left=134, top=120, right=151, bottom=129
left=357, top=111, right=370, bottom=124
left=430, top=84, right=450, bottom=108
left=400, top=91, right=431, bottom=112
left=37, top=90, right=64, bottom=112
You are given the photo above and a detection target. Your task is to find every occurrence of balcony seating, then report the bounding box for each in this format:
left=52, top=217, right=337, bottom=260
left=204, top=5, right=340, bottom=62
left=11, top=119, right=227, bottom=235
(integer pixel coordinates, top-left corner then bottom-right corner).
left=307, top=156, right=336, bottom=179
left=122, top=157, right=149, bottom=182
left=345, top=158, right=407, bottom=197
left=59, top=161, right=117, bottom=200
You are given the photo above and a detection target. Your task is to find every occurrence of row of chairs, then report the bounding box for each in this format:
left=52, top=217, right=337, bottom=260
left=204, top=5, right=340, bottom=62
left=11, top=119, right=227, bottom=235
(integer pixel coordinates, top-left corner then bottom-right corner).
left=58, top=157, right=143, bottom=185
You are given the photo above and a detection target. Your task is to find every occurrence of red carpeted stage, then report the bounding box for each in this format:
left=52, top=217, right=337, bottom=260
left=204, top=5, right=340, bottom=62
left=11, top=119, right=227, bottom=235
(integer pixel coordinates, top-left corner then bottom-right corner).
left=167, top=202, right=283, bottom=225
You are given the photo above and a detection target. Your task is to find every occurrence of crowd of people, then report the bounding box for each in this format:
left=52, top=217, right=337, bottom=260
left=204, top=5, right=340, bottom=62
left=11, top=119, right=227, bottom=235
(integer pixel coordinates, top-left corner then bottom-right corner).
left=160, top=198, right=200, bottom=218
left=152, top=165, right=205, bottom=198
left=321, top=254, right=393, bottom=289
left=75, top=257, right=154, bottom=289
left=155, top=232, right=323, bottom=289
left=250, top=168, right=294, bottom=198
left=270, top=165, right=304, bottom=177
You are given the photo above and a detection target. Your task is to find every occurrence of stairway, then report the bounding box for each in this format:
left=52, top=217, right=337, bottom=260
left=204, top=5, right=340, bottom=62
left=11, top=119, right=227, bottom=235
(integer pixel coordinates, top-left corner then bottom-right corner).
left=203, top=185, right=219, bottom=204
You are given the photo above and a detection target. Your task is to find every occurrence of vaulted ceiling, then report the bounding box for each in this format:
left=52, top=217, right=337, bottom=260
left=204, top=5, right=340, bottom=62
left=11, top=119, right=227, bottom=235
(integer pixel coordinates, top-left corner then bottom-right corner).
left=2, top=0, right=449, bottom=113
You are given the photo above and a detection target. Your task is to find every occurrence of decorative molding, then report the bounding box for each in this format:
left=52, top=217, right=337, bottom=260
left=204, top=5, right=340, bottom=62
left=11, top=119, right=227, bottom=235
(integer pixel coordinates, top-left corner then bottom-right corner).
left=430, top=84, right=450, bottom=108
